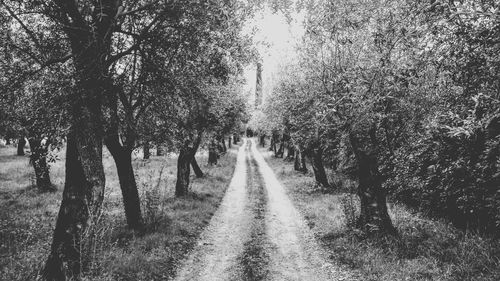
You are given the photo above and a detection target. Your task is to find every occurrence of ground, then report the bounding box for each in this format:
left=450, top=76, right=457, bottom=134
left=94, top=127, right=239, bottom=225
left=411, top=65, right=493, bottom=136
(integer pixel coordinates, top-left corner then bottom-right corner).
left=1, top=139, right=499, bottom=281
left=174, top=139, right=355, bottom=281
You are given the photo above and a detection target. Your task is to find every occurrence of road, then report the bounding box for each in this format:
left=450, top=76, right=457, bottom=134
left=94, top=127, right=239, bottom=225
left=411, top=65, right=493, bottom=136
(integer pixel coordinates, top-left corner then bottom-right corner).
left=173, top=138, right=354, bottom=281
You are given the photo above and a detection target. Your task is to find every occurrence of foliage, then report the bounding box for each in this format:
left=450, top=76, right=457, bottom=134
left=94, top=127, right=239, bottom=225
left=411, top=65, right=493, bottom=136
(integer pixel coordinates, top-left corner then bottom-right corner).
left=262, top=0, right=500, bottom=234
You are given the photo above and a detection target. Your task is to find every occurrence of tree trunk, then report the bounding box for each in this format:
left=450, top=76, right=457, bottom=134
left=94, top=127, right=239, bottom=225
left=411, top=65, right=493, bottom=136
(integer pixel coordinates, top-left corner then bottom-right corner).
left=41, top=129, right=105, bottom=279
left=276, top=138, right=284, bottom=158
left=143, top=142, right=150, bottom=160
left=350, top=132, right=396, bottom=236
left=294, top=146, right=307, bottom=173
left=175, top=134, right=202, bottom=197
left=285, top=144, right=294, bottom=161
left=221, top=137, right=227, bottom=153
left=309, top=147, right=330, bottom=188
left=156, top=144, right=164, bottom=156
left=105, top=135, right=143, bottom=231
left=29, top=138, right=53, bottom=192
left=5, top=137, right=11, bottom=145
left=191, top=156, right=204, bottom=178
left=208, top=138, right=218, bottom=165
left=17, top=137, right=26, bottom=156
left=228, top=136, right=232, bottom=148
left=40, top=2, right=115, bottom=279
left=259, top=134, right=266, bottom=147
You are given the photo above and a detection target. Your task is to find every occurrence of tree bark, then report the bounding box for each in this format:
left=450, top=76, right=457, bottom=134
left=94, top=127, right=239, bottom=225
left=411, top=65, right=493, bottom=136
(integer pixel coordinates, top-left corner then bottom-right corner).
left=105, top=134, right=143, bottom=231
left=208, top=138, right=218, bottom=165
left=175, top=134, right=202, bottom=197
left=143, top=142, right=150, bottom=159
left=276, top=137, right=285, bottom=158
left=285, top=144, right=294, bottom=161
left=17, top=137, right=26, bottom=156
left=41, top=127, right=105, bottom=280
left=349, top=131, right=396, bottom=236
left=294, top=145, right=307, bottom=173
left=191, top=156, right=204, bottom=178
left=40, top=2, right=115, bottom=276
left=28, top=138, right=53, bottom=192
left=309, top=147, right=330, bottom=188
left=156, top=144, right=164, bottom=156
left=228, top=136, right=232, bottom=148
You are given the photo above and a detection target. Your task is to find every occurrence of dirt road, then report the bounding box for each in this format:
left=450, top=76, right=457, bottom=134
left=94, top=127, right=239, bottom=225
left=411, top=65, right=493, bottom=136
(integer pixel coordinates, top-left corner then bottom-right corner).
left=174, top=139, right=354, bottom=281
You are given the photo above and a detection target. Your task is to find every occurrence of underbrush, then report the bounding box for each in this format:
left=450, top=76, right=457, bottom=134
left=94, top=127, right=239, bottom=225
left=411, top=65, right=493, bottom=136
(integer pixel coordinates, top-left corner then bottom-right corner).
left=263, top=147, right=500, bottom=281
left=0, top=144, right=239, bottom=281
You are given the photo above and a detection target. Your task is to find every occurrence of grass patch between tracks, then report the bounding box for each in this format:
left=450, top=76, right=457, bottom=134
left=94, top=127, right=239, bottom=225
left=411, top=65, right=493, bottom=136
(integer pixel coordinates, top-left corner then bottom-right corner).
left=0, top=143, right=240, bottom=281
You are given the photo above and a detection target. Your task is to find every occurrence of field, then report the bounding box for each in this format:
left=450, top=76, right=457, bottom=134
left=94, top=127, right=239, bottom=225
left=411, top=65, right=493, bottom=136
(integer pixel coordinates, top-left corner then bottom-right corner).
left=0, top=142, right=240, bottom=281
left=261, top=148, right=500, bottom=281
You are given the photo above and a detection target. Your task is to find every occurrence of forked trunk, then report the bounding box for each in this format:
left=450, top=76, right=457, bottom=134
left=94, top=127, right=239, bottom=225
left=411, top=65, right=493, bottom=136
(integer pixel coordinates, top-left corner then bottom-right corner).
left=309, top=147, right=330, bottom=188
left=175, top=134, right=202, bottom=197
left=17, top=137, right=26, bottom=156
left=350, top=132, right=396, bottom=236
left=191, top=156, right=204, bottom=178
left=28, top=138, right=53, bottom=192
left=40, top=2, right=115, bottom=278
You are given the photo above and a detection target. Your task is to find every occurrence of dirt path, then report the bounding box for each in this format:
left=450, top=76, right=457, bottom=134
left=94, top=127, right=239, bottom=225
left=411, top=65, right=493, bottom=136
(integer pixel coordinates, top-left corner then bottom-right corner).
left=173, top=139, right=354, bottom=281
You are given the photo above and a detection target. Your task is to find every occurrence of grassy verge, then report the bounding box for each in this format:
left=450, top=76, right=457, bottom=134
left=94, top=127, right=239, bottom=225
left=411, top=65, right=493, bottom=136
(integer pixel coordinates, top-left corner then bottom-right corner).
left=261, top=147, right=500, bottom=281
left=0, top=143, right=240, bottom=281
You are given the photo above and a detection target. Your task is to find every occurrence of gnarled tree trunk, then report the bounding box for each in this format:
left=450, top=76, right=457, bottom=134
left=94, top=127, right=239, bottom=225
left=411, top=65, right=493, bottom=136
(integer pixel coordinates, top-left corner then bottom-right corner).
left=28, top=138, right=53, bottom=192
left=309, top=146, right=330, bottom=188
left=40, top=2, right=115, bottom=277
left=176, top=133, right=202, bottom=197
left=350, top=130, right=396, bottom=236
left=41, top=112, right=106, bottom=280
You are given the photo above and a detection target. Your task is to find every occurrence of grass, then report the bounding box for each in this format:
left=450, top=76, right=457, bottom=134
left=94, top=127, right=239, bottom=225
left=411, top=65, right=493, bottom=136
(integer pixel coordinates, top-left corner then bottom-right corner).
left=261, top=147, right=500, bottom=281
left=0, top=142, right=240, bottom=281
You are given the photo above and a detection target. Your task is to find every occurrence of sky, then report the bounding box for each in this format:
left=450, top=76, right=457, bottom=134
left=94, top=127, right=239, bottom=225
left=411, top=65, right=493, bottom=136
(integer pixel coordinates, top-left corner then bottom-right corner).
left=242, top=5, right=305, bottom=106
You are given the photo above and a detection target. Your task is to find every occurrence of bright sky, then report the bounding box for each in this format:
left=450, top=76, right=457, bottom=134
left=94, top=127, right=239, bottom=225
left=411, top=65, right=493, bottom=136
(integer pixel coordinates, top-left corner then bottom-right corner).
left=242, top=4, right=305, bottom=106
